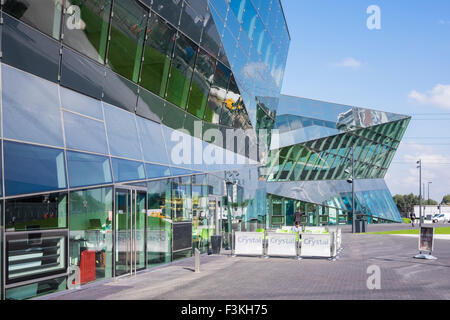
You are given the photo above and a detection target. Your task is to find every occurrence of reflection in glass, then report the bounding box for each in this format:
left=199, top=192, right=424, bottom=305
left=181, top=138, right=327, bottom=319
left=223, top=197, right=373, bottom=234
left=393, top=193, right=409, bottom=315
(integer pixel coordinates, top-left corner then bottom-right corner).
left=166, top=33, right=198, bottom=109
left=62, top=0, right=112, bottom=64
left=67, top=151, right=112, bottom=188
left=147, top=180, right=172, bottom=266
left=151, top=0, right=182, bottom=27
left=60, top=87, right=103, bottom=120
left=2, top=64, right=64, bottom=147
left=63, top=111, right=108, bottom=155
left=3, top=0, right=63, bottom=39
left=5, top=193, right=68, bottom=231
left=4, top=142, right=67, bottom=196
left=111, top=158, right=146, bottom=182
left=2, top=14, right=61, bottom=83
left=204, top=61, right=230, bottom=123
left=187, top=49, right=216, bottom=119
left=136, top=116, right=169, bottom=164
left=140, top=15, right=175, bottom=97
left=171, top=176, right=192, bottom=222
left=107, top=0, right=147, bottom=82
left=179, top=2, right=204, bottom=43
left=69, top=187, right=113, bottom=284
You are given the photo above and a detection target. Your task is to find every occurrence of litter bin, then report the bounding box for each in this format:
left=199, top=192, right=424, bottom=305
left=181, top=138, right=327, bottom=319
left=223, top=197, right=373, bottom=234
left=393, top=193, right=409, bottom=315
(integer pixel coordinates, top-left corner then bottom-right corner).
left=210, top=235, right=222, bottom=254
left=354, top=219, right=367, bottom=233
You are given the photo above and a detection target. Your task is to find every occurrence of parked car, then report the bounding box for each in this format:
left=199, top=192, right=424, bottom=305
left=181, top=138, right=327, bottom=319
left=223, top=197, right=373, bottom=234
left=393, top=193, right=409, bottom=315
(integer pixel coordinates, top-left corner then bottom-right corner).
left=432, top=213, right=450, bottom=223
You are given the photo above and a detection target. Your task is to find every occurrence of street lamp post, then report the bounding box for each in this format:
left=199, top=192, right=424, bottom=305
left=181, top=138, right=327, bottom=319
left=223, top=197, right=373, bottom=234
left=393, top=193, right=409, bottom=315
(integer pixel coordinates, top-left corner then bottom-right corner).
left=428, top=181, right=432, bottom=205
left=417, top=160, right=422, bottom=227
left=345, top=147, right=356, bottom=233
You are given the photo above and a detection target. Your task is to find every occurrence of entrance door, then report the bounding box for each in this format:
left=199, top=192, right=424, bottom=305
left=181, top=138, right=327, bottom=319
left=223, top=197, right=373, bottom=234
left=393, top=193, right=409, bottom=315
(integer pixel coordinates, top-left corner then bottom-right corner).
left=114, top=186, right=147, bottom=276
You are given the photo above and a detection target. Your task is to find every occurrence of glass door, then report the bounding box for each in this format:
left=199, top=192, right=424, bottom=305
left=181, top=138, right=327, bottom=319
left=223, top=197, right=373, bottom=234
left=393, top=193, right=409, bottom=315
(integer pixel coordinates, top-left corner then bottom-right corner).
left=114, top=187, right=147, bottom=277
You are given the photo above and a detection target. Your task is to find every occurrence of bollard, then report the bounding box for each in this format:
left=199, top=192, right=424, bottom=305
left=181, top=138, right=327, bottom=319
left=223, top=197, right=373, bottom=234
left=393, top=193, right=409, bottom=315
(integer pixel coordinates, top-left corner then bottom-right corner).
left=194, top=248, right=200, bottom=273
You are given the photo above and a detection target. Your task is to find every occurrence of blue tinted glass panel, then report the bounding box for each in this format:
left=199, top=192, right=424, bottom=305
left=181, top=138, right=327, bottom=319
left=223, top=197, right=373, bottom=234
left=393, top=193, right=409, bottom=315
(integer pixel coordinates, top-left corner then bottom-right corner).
left=4, top=142, right=67, bottom=196
left=67, top=151, right=112, bottom=188
left=210, top=0, right=228, bottom=19
left=171, top=167, right=193, bottom=176
left=102, top=67, right=139, bottom=113
left=2, top=64, right=64, bottom=147
left=136, top=117, right=169, bottom=164
left=63, top=111, right=108, bottom=154
left=103, top=103, right=143, bottom=160
left=60, top=87, right=103, bottom=120
left=145, top=163, right=172, bottom=179
left=60, top=47, right=105, bottom=100
left=2, top=14, right=60, bottom=83
left=112, top=158, right=146, bottom=182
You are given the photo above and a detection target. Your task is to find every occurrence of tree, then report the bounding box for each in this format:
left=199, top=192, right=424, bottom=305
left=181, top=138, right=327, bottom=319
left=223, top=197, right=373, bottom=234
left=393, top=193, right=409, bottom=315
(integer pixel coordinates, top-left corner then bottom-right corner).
left=423, top=199, right=438, bottom=205
left=442, top=195, right=450, bottom=205
left=393, top=193, right=419, bottom=217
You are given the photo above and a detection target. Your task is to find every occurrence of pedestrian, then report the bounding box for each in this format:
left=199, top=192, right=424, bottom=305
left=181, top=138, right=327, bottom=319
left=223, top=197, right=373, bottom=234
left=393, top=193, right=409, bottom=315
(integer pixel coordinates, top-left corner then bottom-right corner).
left=291, top=221, right=302, bottom=233
left=410, top=212, right=416, bottom=227
left=293, top=209, right=302, bottom=225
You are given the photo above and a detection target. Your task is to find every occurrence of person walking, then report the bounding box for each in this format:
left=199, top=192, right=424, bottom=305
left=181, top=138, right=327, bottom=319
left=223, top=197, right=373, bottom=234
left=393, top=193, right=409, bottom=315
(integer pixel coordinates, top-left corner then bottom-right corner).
left=293, top=209, right=302, bottom=225
left=410, top=212, right=416, bottom=227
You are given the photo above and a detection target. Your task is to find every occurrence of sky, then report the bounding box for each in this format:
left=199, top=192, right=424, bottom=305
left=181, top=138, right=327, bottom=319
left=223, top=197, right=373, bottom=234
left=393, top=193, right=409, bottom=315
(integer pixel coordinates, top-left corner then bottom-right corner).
left=280, top=0, right=450, bottom=203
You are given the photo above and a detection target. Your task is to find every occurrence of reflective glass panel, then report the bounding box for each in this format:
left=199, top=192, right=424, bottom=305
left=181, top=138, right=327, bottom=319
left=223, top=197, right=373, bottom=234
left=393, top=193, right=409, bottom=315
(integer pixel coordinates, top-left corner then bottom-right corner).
left=3, top=0, right=63, bottom=39
left=60, top=87, right=103, bottom=120
left=5, top=192, right=67, bottom=231
left=111, top=158, right=146, bottom=182
left=103, top=103, right=143, bottom=160
left=63, top=111, right=108, bottom=155
left=204, top=61, right=230, bottom=123
left=2, top=64, right=64, bottom=147
left=136, top=116, right=169, bottom=164
left=140, top=14, right=175, bottom=97
left=201, top=5, right=222, bottom=57
left=69, top=187, right=113, bottom=283
left=187, top=49, right=216, bottom=119
left=67, top=151, right=112, bottom=188
left=107, top=0, right=147, bottom=82
left=60, top=47, right=105, bottom=100
left=2, top=14, right=60, bottom=83
left=102, top=63, right=139, bottom=113
left=166, top=33, right=198, bottom=109
left=136, top=87, right=165, bottom=123
left=146, top=163, right=172, bottom=179
left=151, top=0, right=182, bottom=27
left=4, top=142, right=67, bottom=196
left=179, top=2, right=203, bottom=43
left=62, top=0, right=112, bottom=64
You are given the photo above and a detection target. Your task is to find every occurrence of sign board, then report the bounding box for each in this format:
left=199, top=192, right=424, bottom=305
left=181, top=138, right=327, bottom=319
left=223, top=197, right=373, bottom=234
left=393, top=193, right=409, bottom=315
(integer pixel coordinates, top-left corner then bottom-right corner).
left=419, top=226, right=434, bottom=252
left=301, top=233, right=332, bottom=257
left=266, top=232, right=297, bottom=257
left=304, top=226, right=327, bottom=234
left=234, top=232, right=264, bottom=256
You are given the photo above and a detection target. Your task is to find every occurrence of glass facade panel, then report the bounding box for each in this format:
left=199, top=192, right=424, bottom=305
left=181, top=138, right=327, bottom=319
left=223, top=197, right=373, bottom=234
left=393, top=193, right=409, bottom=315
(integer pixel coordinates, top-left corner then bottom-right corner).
left=136, top=88, right=165, bottom=123
left=147, top=179, right=172, bottom=266
left=69, top=187, right=113, bottom=284
left=140, top=14, right=175, bottom=97
left=166, top=33, right=198, bottom=109
left=103, top=103, right=143, bottom=160
left=111, top=158, right=146, bottom=182
left=62, top=0, right=112, bottom=64
left=5, top=193, right=67, bottom=231
left=171, top=176, right=192, bottom=222
left=146, top=164, right=172, bottom=179
left=3, top=0, right=63, bottom=39
left=67, top=151, right=112, bottom=188
left=107, top=0, right=147, bottom=82
left=179, top=2, right=203, bottom=43
left=2, top=64, right=64, bottom=147
left=2, top=14, right=61, bottom=83
left=63, top=111, right=108, bottom=155
left=60, top=47, right=105, bottom=100
left=60, top=87, right=103, bottom=120
left=204, top=61, right=230, bottom=123
left=136, top=116, right=169, bottom=164
left=187, top=49, right=216, bottom=119
left=4, top=142, right=67, bottom=196
left=151, top=0, right=182, bottom=27
left=102, top=67, right=139, bottom=113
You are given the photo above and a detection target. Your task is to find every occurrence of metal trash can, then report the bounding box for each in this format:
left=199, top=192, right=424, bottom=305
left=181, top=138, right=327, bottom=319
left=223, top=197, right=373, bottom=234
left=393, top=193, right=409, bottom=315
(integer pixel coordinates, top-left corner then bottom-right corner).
left=210, top=235, right=222, bottom=254
left=354, top=219, right=367, bottom=233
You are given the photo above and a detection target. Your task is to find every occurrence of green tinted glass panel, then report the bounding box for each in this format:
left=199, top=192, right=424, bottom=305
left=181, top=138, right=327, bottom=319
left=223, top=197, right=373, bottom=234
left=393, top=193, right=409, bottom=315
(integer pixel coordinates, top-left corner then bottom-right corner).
left=107, top=0, right=147, bottom=82
left=204, top=61, right=230, bottom=123
left=186, top=49, right=216, bottom=119
left=140, top=14, right=175, bottom=97
left=63, top=0, right=112, bottom=64
left=166, top=33, right=198, bottom=109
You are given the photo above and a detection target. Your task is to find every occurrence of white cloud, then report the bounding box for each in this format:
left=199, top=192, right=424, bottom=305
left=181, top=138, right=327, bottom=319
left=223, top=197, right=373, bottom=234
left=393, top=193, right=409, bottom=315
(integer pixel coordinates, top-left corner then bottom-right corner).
left=408, top=84, right=450, bottom=110
left=332, top=57, right=362, bottom=69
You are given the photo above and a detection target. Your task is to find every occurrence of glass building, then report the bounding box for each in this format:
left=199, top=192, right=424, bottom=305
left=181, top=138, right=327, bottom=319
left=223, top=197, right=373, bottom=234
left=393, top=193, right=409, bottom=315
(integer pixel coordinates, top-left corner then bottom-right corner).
left=0, top=0, right=408, bottom=299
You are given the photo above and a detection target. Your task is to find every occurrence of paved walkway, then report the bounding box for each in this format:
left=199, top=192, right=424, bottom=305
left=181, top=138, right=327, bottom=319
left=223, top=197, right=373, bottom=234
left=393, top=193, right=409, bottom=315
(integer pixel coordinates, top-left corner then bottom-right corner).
left=39, top=224, right=450, bottom=300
